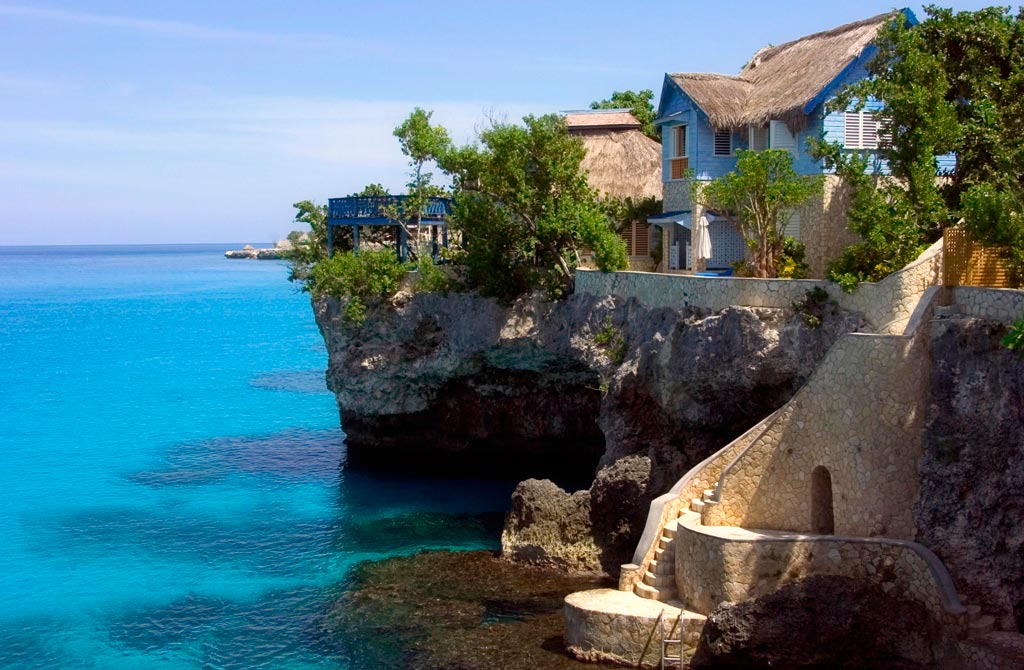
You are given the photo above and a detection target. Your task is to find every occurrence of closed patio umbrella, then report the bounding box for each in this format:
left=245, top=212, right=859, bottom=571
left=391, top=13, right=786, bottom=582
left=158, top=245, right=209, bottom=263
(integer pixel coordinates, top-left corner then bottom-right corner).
left=693, top=215, right=713, bottom=263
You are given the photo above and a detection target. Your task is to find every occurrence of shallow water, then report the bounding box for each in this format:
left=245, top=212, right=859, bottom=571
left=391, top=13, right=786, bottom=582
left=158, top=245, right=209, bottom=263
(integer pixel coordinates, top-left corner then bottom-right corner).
left=0, top=245, right=515, bottom=669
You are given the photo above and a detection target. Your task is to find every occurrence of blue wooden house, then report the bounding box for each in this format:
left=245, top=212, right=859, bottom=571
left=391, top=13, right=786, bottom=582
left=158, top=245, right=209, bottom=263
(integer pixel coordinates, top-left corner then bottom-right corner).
left=648, top=9, right=930, bottom=276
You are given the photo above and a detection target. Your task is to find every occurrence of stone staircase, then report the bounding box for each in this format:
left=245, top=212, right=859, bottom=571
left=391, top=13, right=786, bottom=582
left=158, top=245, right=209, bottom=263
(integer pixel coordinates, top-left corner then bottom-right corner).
left=634, top=518, right=679, bottom=602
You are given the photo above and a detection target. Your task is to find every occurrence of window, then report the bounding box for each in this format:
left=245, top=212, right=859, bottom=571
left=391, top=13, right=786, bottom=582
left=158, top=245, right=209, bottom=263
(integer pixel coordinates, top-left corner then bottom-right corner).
left=670, top=125, right=688, bottom=179
left=619, top=222, right=650, bottom=257
left=769, top=120, right=797, bottom=155
left=713, top=129, right=732, bottom=156
left=844, top=111, right=883, bottom=149
left=749, top=125, right=769, bottom=152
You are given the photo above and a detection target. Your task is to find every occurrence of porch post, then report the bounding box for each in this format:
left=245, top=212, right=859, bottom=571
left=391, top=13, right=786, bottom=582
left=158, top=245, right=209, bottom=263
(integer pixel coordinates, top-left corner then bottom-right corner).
left=353, top=225, right=360, bottom=256
left=399, top=225, right=408, bottom=262
left=327, top=224, right=334, bottom=258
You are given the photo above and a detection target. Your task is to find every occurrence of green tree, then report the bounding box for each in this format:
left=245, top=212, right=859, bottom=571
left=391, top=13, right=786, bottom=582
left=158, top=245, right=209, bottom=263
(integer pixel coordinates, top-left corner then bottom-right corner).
left=699, top=149, right=823, bottom=278
left=350, top=183, right=390, bottom=197
left=812, top=6, right=1024, bottom=288
left=590, top=89, right=659, bottom=141
left=431, top=113, right=628, bottom=298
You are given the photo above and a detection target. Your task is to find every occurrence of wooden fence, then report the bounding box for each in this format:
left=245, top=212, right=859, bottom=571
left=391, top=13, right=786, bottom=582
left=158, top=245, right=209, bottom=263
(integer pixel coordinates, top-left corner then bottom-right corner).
left=943, top=226, right=1014, bottom=288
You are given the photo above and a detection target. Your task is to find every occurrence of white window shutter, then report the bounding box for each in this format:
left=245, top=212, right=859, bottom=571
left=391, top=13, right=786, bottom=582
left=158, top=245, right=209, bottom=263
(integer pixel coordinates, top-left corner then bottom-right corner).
left=844, top=112, right=861, bottom=148
left=769, top=120, right=797, bottom=155
left=749, top=125, right=769, bottom=152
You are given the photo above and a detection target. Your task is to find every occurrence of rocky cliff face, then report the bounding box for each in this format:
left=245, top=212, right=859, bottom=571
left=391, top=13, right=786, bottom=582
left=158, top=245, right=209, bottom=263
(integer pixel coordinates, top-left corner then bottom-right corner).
left=314, top=290, right=862, bottom=574
left=919, top=316, right=1024, bottom=632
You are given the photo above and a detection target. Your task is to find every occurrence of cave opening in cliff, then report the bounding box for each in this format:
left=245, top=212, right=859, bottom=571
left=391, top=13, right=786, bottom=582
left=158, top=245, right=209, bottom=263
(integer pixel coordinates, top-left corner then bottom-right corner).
left=811, top=466, right=835, bottom=535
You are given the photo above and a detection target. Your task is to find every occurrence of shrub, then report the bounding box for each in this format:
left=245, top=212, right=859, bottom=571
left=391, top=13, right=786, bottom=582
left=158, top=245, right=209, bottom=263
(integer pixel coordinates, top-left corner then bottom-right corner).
left=309, top=249, right=409, bottom=325
left=1003, top=315, right=1024, bottom=355
left=777, top=238, right=810, bottom=279
left=414, top=254, right=451, bottom=293
left=593, top=316, right=628, bottom=365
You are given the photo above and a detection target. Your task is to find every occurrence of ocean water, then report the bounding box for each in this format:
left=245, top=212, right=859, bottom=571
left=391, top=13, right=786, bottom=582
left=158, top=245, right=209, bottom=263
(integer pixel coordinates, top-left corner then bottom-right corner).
left=0, top=245, right=514, bottom=669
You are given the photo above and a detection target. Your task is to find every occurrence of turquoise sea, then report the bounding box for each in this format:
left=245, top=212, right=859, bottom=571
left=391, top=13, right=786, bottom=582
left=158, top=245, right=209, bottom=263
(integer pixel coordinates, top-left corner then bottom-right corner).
left=0, top=245, right=514, bottom=669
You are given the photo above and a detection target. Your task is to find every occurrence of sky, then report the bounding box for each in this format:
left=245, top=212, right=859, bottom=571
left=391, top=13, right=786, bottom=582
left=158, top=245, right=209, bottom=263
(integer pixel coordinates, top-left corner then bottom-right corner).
left=0, top=1, right=1003, bottom=245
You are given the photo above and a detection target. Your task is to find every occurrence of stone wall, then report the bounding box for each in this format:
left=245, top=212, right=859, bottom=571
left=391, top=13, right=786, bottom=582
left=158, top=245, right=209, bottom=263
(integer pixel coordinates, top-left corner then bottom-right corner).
left=577, top=238, right=942, bottom=332
left=619, top=409, right=783, bottom=592
left=953, top=286, right=1024, bottom=323
left=673, top=514, right=963, bottom=625
left=704, top=328, right=929, bottom=538
left=663, top=180, right=690, bottom=213
left=800, top=175, right=860, bottom=279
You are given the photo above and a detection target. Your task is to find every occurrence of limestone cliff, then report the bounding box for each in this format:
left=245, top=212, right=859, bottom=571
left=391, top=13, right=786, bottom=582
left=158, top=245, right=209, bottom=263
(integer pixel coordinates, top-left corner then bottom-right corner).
left=919, top=316, right=1024, bottom=633
left=314, top=290, right=862, bottom=573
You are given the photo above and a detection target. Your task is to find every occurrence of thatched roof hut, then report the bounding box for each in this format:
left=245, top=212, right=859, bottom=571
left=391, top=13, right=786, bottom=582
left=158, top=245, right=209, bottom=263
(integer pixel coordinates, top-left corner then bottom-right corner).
left=669, top=12, right=896, bottom=130
left=564, top=110, right=662, bottom=201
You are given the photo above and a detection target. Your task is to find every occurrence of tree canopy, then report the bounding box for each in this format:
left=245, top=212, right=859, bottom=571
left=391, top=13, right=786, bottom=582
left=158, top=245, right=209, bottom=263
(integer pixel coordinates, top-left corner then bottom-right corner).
left=700, top=149, right=823, bottom=278
left=814, top=5, right=1024, bottom=288
left=590, top=89, right=659, bottom=142
left=407, top=111, right=627, bottom=298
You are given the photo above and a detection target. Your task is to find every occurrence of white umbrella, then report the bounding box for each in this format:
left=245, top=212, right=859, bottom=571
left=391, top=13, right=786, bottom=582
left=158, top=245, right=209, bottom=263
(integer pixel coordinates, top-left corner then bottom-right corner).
left=693, top=215, right=713, bottom=261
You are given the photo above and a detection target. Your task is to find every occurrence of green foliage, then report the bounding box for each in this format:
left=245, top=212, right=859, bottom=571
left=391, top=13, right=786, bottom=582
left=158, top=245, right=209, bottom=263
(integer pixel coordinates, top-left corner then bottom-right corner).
left=593, top=316, right=627, bottom=365
left=960, top=183, right=1024, bottom=286
left=777, top=238, right=810, bottom=279
left=1002, top=315, right=1024, bottom=355
left=815, top=6, right=1024, bottom=289
left=285, top=200, right=329, bottom=283
left=699, top=149, right=823, bottom=277
left=808, top=140, right=928, bottom=291
left=309, top=249, right=409, bottom=326
left=413, top=254, right=451, bottom=293
left=792, top=286, right=834, bottom=329
left=350, top=183, right=390, bottom=197
left=428, top=113, right=627, bottom=300
left=590, top=89, right=659, bottom=141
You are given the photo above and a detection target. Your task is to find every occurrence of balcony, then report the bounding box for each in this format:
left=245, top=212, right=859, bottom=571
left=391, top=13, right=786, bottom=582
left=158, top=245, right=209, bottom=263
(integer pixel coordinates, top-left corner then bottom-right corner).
left=327, top=196, right=452, bottom=226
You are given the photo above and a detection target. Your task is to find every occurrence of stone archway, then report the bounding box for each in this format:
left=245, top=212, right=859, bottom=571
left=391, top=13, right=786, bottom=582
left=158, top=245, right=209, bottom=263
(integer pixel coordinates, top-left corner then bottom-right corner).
left=811, top=466, right=835, bottom=535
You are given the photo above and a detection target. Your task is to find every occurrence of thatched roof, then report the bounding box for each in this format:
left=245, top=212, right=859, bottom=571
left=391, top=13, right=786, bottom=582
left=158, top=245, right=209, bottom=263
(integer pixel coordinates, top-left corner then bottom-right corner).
left=669, top=12, right=897, bottom=130
left=565, top=109, right=641, bottom=130
left=565, top=111, right=662, bottom=201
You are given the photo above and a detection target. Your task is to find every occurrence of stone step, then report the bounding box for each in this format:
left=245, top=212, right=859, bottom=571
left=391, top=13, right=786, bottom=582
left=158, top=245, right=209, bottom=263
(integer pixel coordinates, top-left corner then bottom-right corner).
left=662, top=519, right=678, bottom=539
left=702, top=488, right=716, bottom=502
left=650, top=559, right=674, bottom=575
left=968, top=614, right=996, bottom=639
left=634, top=582, right=677, bottom=602
left=643, top=571, right=675, bottom=588
left=966, top=604, right=982, bottom=619
left=658, top=536, right=675, bottom=550
left=655, top=547, right=674, bottom=563
left=690, top=498, right=705, bottom=513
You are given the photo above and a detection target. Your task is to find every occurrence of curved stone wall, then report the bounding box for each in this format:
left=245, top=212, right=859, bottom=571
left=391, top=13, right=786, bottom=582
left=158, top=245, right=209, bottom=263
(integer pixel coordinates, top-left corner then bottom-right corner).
left=673, top=513, right=965, bottom=624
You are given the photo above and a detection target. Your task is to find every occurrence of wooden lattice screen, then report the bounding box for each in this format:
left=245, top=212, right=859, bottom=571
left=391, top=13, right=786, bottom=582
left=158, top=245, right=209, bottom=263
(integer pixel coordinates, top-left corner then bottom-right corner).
left=943, top=225, right=1013, bottom=288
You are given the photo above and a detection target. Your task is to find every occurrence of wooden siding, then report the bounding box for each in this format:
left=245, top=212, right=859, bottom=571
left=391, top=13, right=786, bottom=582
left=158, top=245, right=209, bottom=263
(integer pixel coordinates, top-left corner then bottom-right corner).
left=943, top=226, right=1014, bottom=288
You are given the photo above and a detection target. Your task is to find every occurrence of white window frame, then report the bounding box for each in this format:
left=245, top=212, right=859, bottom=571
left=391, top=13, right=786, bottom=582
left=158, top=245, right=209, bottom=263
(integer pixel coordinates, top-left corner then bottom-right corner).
left=844, top=111, right=883, bottom=150
left=713, top=129, right=733, bottom=156
left=769, top=120, right=797, bottom=156
left=669, top=124, right=689, bottom=180
left=748, top=125, right=770, bottom=152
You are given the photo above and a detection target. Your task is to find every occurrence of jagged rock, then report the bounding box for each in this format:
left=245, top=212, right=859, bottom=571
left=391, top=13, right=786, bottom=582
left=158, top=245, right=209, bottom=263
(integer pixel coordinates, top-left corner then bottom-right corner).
left=692, top=575, right=948, bottom=669
left=314, top=290, right=862, bottom=573
left=918, top=316, right=1024, bottom=632
left=501, top=479, right=600, bottom=573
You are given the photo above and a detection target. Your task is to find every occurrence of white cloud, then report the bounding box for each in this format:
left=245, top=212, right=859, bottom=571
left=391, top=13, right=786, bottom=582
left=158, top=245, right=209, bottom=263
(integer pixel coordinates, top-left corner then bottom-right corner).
left=0, top=4, right=368, bottom=49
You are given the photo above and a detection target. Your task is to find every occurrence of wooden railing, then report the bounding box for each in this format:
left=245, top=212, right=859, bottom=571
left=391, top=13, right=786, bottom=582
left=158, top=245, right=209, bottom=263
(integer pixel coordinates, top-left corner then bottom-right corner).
left=327, top=196, right=452, bottom=222
left=943, top=225, right=1013, bottom=288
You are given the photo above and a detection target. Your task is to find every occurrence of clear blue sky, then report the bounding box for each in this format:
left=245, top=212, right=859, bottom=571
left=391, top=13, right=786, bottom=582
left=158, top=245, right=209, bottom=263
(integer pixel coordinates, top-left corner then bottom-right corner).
left=0, top=1, right=1001, bottom=245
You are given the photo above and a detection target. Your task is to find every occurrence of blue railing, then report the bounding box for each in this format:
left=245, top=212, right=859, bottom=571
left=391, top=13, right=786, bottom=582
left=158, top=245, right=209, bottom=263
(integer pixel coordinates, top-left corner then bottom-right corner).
left=327, top=196, right=452, bottom=222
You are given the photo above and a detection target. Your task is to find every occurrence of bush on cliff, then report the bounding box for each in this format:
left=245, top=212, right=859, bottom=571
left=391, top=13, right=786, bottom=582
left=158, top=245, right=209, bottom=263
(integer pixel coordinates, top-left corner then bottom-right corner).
left=310, top=249, right=408, bottom=325
left=398, top=110, right=628, bottom=300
